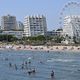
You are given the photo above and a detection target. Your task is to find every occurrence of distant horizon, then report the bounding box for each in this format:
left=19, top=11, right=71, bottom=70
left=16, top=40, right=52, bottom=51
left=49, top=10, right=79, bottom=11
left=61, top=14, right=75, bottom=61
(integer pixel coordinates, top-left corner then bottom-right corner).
left=0, top=0, right=80, bottom=30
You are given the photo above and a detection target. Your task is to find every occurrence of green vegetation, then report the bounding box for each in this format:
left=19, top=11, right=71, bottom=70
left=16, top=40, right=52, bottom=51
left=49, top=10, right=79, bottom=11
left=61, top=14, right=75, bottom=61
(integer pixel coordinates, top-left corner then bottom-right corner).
left=0, top=34, right=17, bottom=42
left=0, top=34, right=79, bottom=45
left=53, top=36, right=65, bottom=43
left=0, top=34, right=66, bottom=45
left=22, top=35, right=51, bottom=45
left=21, top=35, right=65, bottom=45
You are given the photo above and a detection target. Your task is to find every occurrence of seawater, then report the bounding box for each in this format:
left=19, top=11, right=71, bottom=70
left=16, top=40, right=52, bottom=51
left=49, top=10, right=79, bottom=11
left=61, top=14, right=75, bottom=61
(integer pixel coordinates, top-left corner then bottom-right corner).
left=0, top=50, right=80, bottom=80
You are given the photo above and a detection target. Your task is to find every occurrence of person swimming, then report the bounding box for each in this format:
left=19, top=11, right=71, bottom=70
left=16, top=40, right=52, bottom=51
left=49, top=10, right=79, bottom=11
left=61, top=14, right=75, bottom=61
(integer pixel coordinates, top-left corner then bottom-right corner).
left=28, top=61, right=31, bottom=64
left=9, top=62, right=12, bottom=67
left=28, top=68, right=36, bottom=75
left=5, top=58, right=8, bottom=61
left=32, top=68, right=36, bottom=73
left=47, top=50, right=49, bottom=53
left=28, top=71, right=32, bottom=75
left=25, top=61, right=27, bottom=65
left=21, top=65, right=24, bottom=69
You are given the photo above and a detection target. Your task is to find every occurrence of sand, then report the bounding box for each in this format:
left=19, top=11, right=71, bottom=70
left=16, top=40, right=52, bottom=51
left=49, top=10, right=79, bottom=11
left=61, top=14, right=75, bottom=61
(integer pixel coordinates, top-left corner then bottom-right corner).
left=0, top=44, right=80, bottom=52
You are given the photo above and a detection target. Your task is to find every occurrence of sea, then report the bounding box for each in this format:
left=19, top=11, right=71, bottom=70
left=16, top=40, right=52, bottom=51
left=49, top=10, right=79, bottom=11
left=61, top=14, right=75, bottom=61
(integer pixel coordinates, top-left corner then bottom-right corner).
left=0, top=50, right=80, bottom=80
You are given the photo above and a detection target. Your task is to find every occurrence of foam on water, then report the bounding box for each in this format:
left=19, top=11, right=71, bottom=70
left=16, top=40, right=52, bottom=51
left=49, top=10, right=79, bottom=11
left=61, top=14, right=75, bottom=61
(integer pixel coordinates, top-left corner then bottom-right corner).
left=47, top=58, right=74, bottom=62
left=28, top=57, right=32, bottom=60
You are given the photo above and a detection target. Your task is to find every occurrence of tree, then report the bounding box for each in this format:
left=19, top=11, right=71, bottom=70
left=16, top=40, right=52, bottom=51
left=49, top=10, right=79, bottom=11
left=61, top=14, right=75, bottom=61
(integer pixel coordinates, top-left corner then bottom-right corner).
left=54, top=36, right=65, bottom=43
left=0, top=34, right=17, bottom=42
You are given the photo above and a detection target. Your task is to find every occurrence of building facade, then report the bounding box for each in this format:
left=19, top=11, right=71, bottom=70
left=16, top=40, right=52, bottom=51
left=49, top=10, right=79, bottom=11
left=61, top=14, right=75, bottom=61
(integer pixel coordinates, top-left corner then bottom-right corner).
left=17, top=21, right=24, bottom=30
left=1, top=14, right=17, bottom=31
left=63, top=15, right=80, bottom=42
left=46, top=30, right=63, bottom=37
left=0, top=31, right=24, bottom=39
left=24, top=15, right=47, bottom=37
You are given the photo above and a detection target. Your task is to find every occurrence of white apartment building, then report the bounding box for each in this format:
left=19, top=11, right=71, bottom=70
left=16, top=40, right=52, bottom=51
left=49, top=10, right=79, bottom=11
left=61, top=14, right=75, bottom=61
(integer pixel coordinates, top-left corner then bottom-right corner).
left=63, top=15, right=80, bottom=42
left=24, top=15, right=47, bottom=37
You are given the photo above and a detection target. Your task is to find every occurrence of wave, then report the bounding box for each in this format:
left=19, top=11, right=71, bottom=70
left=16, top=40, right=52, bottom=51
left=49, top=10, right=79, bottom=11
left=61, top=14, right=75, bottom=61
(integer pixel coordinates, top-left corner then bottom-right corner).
left=28, top=57, right=32, bottom=60
left=47, top=58, right=74, bottom=62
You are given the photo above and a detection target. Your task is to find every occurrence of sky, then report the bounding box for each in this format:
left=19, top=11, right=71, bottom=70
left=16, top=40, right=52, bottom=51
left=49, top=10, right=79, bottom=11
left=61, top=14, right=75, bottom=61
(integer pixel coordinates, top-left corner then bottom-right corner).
left=0, top=0, right=80, bottom=30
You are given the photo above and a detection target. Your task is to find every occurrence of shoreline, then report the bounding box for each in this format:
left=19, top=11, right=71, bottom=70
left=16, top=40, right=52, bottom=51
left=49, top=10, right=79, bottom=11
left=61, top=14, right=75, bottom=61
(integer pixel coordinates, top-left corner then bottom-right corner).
left=0, top=45, right=80, bottom=52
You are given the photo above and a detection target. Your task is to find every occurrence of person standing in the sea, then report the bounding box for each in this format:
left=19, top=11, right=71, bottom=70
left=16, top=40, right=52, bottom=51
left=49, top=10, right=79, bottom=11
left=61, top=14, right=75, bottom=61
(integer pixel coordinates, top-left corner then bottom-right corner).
left=21, top=63, right=24, bottom=70
left=9, top=62, right=12, bottom=67
left=51, top=70, right=54, bottom=78
left=14, top=64, right=17, bottom=70
left=24, top=61, right=28, bottom=69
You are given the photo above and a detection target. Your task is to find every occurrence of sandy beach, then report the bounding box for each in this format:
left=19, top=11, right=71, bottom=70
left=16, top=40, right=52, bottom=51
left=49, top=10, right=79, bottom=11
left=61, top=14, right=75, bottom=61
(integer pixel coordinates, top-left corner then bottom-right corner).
left=0, top=44, right=80, bottom=52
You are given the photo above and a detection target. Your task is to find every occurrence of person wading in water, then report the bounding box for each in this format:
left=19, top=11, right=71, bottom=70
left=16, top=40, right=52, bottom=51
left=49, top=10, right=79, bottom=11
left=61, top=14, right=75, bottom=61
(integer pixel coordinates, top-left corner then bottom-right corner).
left=51, top=70, right=54, bottom=78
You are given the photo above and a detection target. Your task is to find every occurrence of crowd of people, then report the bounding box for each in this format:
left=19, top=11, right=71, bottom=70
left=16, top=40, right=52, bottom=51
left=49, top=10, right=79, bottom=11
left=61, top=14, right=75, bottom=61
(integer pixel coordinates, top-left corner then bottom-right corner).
left=4, top=57, right=55, bottom=79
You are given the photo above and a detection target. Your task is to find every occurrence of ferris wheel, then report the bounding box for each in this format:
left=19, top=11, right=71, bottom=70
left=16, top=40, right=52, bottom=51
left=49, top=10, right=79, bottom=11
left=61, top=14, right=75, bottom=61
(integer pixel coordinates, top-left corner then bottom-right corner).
left=59, top=1, right=80, bottom=28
